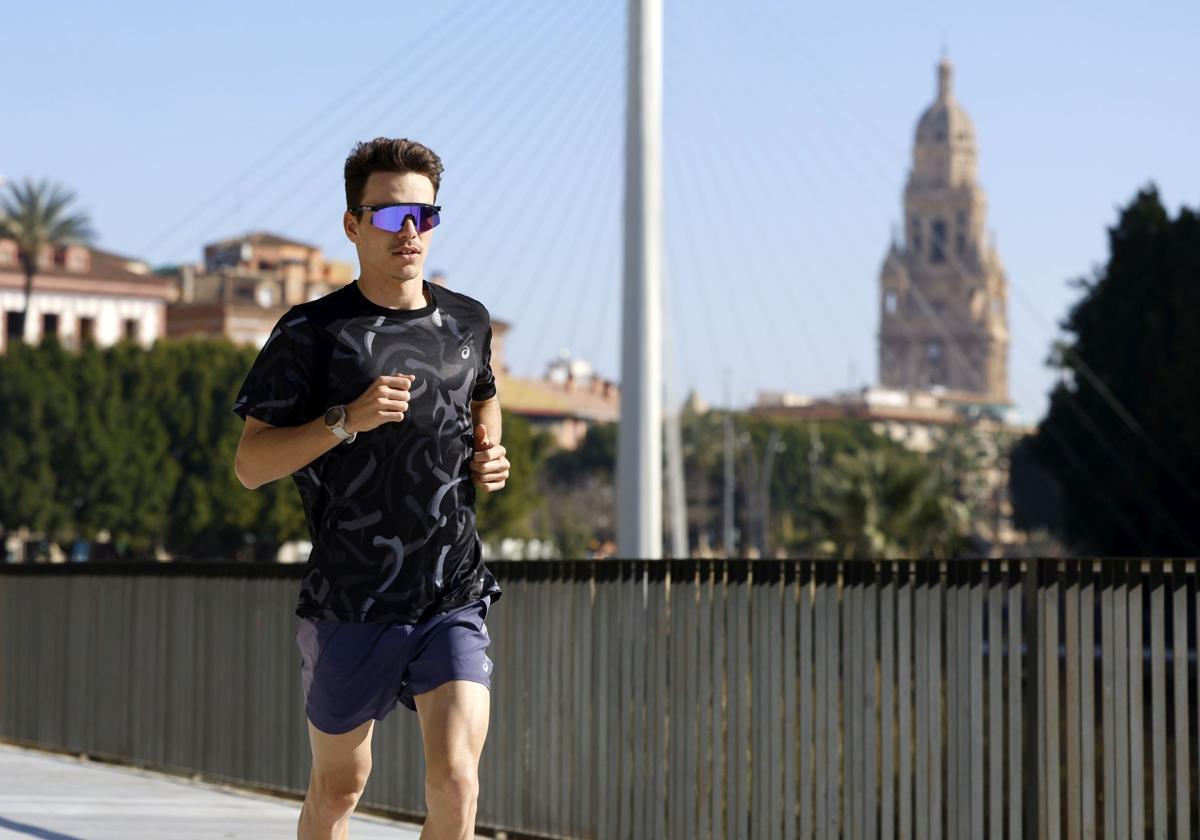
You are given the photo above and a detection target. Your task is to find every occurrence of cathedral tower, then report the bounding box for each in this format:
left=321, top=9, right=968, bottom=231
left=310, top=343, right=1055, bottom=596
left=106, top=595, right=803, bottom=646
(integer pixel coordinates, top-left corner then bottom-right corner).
left=878, top=57, right=1010, bottom=402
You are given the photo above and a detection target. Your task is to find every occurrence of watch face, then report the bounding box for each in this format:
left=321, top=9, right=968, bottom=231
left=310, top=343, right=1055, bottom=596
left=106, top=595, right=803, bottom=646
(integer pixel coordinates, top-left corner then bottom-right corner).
left=324, top=405, right=343, bottom=426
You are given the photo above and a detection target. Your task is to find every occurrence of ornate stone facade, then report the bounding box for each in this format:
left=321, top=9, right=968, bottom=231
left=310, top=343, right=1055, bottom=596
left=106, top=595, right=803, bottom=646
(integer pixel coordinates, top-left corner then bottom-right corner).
left=878, top=58, right=1010, bottom=403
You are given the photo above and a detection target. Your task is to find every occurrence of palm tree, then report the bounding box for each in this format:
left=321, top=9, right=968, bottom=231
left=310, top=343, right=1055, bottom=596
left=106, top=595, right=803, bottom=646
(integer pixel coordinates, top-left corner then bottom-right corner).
left=812, top=447, right=972, bottom=559
left=0, top=178, right=95, bottom=343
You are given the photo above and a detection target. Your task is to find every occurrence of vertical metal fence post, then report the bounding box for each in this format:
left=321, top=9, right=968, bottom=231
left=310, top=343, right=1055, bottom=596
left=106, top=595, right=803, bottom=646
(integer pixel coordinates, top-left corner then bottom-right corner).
left=1022, top=559, right=1041, bottom=840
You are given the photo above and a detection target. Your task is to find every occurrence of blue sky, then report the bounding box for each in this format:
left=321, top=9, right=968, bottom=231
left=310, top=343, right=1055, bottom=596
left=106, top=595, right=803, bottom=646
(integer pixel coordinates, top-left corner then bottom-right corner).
left=5, top=0, right=1198, bottom=424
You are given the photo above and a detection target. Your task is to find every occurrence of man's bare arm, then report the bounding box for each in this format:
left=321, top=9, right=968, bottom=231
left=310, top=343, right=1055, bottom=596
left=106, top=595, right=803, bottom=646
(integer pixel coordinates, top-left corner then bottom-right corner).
left=235, top=373, right=414, bottom=490
left=234, top=415, right=342, bottom=490
left=470, top=396, right=509, bottom=492
left=470, top=396, right=502, bottom=446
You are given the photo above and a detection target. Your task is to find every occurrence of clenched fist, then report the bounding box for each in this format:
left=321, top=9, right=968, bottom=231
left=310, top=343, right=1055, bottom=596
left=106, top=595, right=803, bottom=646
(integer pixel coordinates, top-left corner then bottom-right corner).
left=471, top=424, right=510, bottom=492
left=345, top=373, right=414, bottom=434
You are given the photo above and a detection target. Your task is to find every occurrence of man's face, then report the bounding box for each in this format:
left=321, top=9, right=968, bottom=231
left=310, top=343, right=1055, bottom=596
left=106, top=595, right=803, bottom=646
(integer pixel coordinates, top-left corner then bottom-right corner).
left=344, top=170, right=436, bottom=285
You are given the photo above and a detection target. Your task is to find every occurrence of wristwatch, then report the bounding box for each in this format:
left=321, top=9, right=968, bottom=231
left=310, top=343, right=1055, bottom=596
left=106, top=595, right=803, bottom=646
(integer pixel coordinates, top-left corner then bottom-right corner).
left=323, top=404, right=357, bottom=443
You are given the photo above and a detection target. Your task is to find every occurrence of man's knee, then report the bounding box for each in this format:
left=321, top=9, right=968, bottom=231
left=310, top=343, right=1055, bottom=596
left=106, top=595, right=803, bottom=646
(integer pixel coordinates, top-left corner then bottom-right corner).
left=309, top=765, right=372, bottom=822
left=303, top=716, right=374, bottom=826
left=425, top=763, right=479, bottom=818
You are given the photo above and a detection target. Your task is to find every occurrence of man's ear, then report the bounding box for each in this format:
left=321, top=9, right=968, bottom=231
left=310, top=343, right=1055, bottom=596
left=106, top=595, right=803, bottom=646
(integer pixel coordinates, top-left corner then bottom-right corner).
left=343, top=210, right=359, bottom=243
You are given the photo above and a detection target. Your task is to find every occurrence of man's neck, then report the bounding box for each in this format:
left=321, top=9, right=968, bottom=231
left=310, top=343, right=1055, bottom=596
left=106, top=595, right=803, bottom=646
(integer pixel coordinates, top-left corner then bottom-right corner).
left=357, top=272, right=430, bottom=310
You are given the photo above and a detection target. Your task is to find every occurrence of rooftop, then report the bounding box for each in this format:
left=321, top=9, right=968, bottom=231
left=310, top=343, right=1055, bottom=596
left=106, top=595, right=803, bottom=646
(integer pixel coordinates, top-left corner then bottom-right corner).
left=206, top=230, right=320, bottom=251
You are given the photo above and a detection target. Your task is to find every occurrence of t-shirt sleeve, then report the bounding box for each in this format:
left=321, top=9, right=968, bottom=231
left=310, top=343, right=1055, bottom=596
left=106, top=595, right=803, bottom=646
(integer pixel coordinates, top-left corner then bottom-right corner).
left=230, top=307, right=322, bottom=426
left=472, top=311, right=497, bottom=402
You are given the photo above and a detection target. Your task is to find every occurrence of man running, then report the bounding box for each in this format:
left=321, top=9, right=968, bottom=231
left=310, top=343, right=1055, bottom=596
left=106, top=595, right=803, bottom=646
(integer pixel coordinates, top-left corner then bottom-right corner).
left=231, top=137, right=509, bottom=840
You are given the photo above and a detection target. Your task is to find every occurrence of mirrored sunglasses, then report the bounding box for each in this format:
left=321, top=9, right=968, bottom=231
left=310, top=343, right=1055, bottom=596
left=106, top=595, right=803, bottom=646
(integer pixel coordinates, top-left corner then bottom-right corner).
left=352, top=203, right=442, bottom=233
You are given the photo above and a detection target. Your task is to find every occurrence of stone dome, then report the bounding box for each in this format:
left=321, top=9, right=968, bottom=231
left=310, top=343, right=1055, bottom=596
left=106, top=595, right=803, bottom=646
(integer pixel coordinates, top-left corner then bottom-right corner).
left=916, top=58, right=974, bottom=149
left=910, top=57, right=978, bottom=188
left=914, top=57, right=976, bottom=149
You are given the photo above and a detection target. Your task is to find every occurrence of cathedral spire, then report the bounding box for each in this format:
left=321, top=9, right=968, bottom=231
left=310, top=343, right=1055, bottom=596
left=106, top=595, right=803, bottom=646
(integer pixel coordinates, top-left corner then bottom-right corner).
left=938, top=55, right=953, bottom=102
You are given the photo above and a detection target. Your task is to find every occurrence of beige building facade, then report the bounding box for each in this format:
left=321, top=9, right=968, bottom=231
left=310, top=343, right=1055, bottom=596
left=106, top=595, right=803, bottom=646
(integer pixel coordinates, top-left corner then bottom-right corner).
left=0, top=241, right=173, bottom=351
left=878, top=58, right=1011, bottom=403
left=166, top=231, right=355, bottom=347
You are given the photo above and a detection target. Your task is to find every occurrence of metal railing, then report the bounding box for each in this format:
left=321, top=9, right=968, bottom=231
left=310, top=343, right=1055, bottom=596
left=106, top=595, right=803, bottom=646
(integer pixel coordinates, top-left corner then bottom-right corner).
left=0, top=558, right=1195, bottom=839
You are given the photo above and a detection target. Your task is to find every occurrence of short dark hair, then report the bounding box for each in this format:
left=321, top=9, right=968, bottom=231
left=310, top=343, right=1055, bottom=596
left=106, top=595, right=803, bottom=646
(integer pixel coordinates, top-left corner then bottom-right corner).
left=343, top=137, right=444, bottom=211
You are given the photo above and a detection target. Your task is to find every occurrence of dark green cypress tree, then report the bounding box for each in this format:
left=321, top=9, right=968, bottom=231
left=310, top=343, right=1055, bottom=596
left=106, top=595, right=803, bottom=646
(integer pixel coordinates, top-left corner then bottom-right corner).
left=1028, top=185, right=1200, bottom=555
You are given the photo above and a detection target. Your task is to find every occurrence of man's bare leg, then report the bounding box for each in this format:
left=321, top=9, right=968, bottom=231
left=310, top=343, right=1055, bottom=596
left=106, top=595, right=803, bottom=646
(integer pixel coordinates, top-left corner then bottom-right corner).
left=297, top=717, right=375, bottom=840
left=414, top=680, right=490, bottom=840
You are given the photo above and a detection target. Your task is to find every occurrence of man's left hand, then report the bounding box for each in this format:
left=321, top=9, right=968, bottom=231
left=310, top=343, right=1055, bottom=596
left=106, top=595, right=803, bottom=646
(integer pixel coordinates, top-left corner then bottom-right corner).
left=471, top=424, right=510, bottom=492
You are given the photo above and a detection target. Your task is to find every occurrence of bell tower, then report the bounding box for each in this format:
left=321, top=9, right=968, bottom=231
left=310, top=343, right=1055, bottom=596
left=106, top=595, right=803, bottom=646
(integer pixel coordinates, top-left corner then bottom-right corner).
left=878, top=57, right=1010, bottom=401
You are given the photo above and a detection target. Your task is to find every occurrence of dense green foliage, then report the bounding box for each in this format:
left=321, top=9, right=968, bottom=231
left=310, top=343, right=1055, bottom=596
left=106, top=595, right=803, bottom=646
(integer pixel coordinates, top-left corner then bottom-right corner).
left=678, top=411, right=973, bottom=558
left=474, top=409, right=551, bottom=540
left=2, top=334, right=1025, bottom=561
left=0, top=337, right=544, bottom=560
left=1021, top=186, right=1200, bottom=555
left=535, top=411, right=977, bottom=558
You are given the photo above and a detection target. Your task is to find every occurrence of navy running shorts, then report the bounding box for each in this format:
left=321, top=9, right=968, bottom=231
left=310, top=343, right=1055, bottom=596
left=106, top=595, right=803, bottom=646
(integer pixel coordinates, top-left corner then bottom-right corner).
left=295, top=594, right=494, bottom=735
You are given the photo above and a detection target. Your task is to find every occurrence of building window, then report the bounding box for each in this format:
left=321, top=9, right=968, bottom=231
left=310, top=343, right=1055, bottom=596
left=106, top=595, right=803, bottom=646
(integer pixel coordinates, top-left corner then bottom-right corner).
left=930, top=219, right=947, bottom=263
left=926, top=339, right=946, bottom=387
left=885, top=289, right=898, bottom=316
left=42, top=313, right=60, bottom=341
left=956, top=211, right=967, bottom=256
left=255, top=282, right=277, bottom=308
left=123, top=318, right=138, bottom=342
left=79, top=316, right=96, bottom=346
left=4, top=311, right=23, bottom=346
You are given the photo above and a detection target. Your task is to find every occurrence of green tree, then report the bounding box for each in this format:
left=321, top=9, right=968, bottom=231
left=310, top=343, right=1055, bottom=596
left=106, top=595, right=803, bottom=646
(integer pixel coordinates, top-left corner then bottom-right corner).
left=680, top=411, right=909, bottom=556
left=0, top=178, right=95, bottom=341
left=1027, top=185, right=1200, bottom=555
left=677, top=412, right=976, bottom=558
left=811, top=447, right=971, bottom=559
left=0, top=341, right=63, bottom=535
left=543, top=420, right=616, bottom=483
left=473, top=410, right=550, bottom=542
left=528, top=422, right=620, bottom=556
left=0, top=336, right=306, bottom=561
left=162, top=337, right=293, bottom=559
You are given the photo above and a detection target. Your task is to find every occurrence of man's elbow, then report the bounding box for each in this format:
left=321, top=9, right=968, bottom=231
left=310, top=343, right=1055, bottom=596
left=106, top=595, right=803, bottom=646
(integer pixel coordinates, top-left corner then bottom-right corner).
left=234, top=418, right=278, bottom=490
left=234, top=441, right=268, bottom=490
left=234, top=455, right=260, bottom=490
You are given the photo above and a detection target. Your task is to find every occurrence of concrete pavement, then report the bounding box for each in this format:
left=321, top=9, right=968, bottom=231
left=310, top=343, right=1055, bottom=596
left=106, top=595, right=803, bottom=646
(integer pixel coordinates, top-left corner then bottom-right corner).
left=0, top=742, right=431, bottom=839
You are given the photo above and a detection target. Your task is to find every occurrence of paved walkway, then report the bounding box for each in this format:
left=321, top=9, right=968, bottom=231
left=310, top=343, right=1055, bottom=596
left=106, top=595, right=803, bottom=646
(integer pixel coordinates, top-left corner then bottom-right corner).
left=0, top=743, right=431, bottom=839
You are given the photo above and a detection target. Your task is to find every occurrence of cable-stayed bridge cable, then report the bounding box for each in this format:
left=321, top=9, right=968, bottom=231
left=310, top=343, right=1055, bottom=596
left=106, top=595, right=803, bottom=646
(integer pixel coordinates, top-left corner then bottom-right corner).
left=224, top=0, right=566, bottom=258
left=138, top=0, right=487, bottom=263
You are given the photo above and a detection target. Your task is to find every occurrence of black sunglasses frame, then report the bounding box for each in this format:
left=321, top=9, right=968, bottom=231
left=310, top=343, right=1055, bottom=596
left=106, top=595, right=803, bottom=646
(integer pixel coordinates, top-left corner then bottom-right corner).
left=349, top=202, right=442, bottom=214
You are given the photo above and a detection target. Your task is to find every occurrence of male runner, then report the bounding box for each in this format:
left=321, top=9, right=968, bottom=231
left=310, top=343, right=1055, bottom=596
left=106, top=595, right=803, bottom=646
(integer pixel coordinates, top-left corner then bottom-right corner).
left=231, top=137, right=509, bottom=840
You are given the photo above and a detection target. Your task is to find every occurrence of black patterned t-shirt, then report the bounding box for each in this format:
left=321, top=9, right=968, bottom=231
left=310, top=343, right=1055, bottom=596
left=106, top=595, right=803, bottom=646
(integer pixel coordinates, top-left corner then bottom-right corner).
left=231, top=278, right=503, bottom=624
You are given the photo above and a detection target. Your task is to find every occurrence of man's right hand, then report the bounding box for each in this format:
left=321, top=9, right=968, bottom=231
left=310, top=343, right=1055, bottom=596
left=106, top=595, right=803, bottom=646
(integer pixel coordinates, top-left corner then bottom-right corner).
left=345, top=373, right=414, bottom=434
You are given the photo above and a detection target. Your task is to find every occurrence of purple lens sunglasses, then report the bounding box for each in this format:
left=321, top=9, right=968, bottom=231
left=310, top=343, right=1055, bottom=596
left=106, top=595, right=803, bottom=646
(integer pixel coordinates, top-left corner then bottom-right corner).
left=352, top=202, right=442, bottom=233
